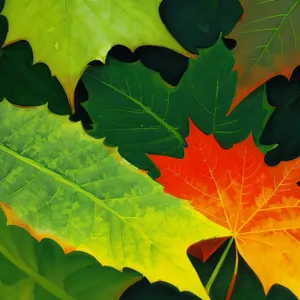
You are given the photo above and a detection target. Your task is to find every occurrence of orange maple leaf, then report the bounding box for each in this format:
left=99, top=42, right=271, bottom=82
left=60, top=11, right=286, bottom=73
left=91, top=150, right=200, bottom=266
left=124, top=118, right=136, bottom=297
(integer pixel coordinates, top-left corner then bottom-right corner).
left=227, top=0, right=300, bottom=114
left=148, top=119, right=300, bottom=298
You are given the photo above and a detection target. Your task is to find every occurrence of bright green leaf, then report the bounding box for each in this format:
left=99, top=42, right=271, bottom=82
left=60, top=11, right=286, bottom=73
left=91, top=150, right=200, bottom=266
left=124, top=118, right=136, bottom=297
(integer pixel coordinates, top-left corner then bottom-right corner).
left=0, top=100, right=230, bottom=299
left=1, top=0, right=187, bottom=111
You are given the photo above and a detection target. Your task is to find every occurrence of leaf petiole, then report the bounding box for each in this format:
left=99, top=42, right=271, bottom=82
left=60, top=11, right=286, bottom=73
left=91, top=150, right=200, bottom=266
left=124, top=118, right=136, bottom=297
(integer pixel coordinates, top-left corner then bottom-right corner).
left=205, top=237, right=234, bottom=294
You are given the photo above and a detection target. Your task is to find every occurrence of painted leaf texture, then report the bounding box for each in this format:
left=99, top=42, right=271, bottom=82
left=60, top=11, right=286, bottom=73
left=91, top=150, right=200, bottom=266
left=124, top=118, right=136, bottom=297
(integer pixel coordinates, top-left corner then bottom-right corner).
left=228, top=0, right=300, bottom=111
left=82, top=37, right=273, bottom=176
left=0, top=208, right=141, bottom=300
left=149, top=120, right=300, bottom=298
left=1, top=0, right=186, bottom=111
left=0, top=100, right=231, bottom=300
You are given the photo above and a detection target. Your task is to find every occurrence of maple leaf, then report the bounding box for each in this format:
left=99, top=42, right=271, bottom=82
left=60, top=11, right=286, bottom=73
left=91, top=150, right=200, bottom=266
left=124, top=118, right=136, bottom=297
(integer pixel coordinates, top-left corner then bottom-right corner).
left=0, top=99, right=231, bottom=300
left=227, top=0, right=300, bottom=113
left=149, top=119, right=300, bottom=298
left=1, top=0, right=188, bottom=112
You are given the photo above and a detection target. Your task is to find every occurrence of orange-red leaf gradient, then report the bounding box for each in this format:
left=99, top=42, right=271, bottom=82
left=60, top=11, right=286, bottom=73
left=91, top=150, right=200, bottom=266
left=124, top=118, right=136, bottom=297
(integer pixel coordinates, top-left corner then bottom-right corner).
left=227, top=0, right=300, bottom=114
left=148, top=120, right=300, bottom=297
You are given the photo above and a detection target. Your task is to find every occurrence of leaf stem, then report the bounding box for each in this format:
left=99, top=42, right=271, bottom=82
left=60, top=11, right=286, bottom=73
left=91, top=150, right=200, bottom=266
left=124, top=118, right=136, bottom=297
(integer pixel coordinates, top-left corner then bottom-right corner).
left=205, top=237, right=234, bottom=294
left=225, top=246, right=239, bottom=300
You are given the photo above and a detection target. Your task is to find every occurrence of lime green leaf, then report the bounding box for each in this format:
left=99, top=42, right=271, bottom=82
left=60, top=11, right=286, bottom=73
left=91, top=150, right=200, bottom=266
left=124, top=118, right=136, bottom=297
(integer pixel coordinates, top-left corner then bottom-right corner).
left=0, top=100, right=230, bottom=299
left=82, top=37, right=273, bottom=175
left=0, top=208, right=141, bottom=300
left=1, top=0, right=187, bottom=111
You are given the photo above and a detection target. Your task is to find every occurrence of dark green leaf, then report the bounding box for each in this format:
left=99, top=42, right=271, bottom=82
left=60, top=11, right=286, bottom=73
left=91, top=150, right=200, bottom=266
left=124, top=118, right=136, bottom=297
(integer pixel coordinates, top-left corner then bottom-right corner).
left=160, top=0, right=242, bottom=53
left=82, top=37, right=273, bottom=177
left=173, top=39, right=273, bottom=150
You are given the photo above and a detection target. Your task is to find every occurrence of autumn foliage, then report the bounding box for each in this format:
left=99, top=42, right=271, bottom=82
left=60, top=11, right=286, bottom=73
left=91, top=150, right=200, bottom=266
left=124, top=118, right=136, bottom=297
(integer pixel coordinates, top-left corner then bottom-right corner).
left=149, top=119, right=300, bottom=298
left=1, top=0, right=300, bottom=300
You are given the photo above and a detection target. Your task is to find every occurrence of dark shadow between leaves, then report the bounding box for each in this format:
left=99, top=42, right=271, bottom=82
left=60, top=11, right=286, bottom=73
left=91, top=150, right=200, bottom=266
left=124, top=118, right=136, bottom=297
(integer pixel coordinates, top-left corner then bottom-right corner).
left=0, top=40, right=71, bottom=115
left=160, top=0, right=242, bottom=53
left=121, top=277, right=200, bottom=300
left=0, top=12, right=71, bottom=116
left=259, top=65, right=300, bottom=166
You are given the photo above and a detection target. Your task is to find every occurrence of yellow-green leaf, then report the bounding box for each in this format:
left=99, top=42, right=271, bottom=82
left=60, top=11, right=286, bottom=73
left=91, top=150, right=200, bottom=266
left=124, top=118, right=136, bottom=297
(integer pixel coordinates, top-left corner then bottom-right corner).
left=0, top=100, right=230, bottom=299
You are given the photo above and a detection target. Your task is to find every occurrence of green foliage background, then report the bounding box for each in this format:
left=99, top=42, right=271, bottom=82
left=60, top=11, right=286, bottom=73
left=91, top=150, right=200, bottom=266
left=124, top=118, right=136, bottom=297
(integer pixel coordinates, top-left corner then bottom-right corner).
left=1, top=0, right=300, bottom=299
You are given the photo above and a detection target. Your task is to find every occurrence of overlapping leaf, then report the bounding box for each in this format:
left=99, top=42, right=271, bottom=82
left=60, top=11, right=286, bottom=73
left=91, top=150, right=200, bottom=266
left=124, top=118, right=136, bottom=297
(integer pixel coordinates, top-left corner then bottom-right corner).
left=0, top=100, right=232, bottom=299
left=82, top=37, right=273, bottom=177
left=228, top=0, right=300, bottom=112
left=149, top=119, right=300, bottom=298
left=0, top=208, right=141, bottom=300
left=1, top=0, right=187, bottom=111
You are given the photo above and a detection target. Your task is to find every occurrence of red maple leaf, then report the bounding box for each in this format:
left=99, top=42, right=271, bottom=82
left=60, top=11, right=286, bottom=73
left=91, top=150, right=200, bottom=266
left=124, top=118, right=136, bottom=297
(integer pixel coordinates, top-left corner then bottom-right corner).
left=148, top=119, right=300, bottom=298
